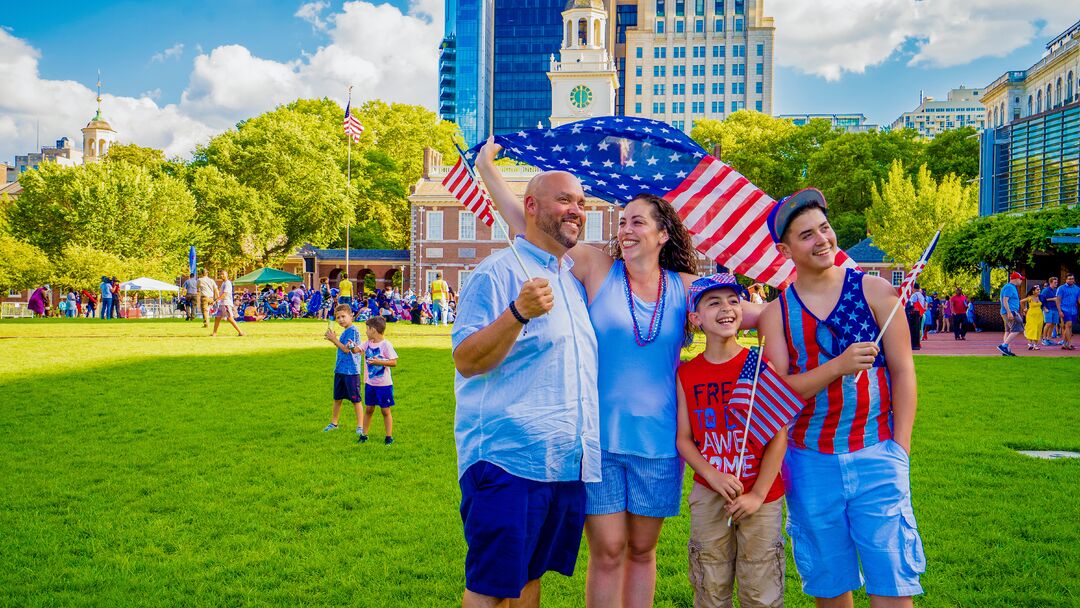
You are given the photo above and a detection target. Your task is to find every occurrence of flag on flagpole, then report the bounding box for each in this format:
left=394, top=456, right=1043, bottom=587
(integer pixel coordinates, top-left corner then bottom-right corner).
left=896, top=230, right=941, bottom=307
left=467, top=117, right=858, bottom=289
left=343, top=102, right=364, bottom=143
left=728, top=348, right=804, bottom=452
left=442, top=148, right=496, bottom=227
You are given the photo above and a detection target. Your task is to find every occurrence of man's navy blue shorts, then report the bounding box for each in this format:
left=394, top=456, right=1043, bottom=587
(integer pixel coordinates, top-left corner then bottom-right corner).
left=459, top=461, right=586, bottom=599
left=365, top=384, right=395, bottom=408
left=333, top=373, right=361, bottom=403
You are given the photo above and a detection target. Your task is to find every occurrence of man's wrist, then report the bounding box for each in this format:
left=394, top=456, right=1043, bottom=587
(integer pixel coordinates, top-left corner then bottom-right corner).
left=508, top=301, right=529, bottom=324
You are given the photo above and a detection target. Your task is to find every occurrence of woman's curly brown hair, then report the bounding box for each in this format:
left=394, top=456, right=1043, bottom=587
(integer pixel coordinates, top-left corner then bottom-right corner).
left=608, top=193, right=698, bottom=346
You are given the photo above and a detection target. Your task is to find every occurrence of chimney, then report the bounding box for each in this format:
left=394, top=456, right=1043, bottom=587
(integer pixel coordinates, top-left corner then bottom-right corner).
left=712, top=144, right=723, bottom=160
left=422, top=147, right=443, bottom=178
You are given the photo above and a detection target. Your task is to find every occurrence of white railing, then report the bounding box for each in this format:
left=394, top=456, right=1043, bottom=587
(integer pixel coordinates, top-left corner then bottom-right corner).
left=428, top=164, right=543, bottom=179
left=0, top=302, right=33, bottom=318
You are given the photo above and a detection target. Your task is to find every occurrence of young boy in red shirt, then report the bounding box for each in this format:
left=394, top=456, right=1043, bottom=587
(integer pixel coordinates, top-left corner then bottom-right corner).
left=676, top=273, right=789, bottom=608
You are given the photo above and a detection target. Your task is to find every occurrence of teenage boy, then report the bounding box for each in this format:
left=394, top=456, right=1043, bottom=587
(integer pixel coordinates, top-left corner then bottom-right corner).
left=759, top=188, right=925, bottom=607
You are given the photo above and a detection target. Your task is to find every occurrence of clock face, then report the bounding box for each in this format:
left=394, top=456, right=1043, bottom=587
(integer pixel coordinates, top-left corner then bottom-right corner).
left=570, top=85, right=593, bottom=109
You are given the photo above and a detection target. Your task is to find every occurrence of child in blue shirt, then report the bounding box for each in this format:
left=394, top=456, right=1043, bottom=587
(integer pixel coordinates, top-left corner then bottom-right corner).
left=323, top=304, right=364, bottom=435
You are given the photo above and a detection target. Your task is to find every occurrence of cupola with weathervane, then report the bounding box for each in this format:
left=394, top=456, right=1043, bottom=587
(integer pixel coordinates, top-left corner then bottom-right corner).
left=81, top=70, right=117, bottom=163
left=547, top=0, right=618, bottom=127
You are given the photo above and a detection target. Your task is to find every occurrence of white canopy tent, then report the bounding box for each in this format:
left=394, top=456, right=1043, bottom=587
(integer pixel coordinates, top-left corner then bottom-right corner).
left=119, top=277, right=180, bottom=318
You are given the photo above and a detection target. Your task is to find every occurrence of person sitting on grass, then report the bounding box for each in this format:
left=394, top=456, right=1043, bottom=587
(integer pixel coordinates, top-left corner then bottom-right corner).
left=243, top=303, right=265, bottom=322
left=357, top=316, right=399, bottom=445
left=323, top=304, right=364, bottom=435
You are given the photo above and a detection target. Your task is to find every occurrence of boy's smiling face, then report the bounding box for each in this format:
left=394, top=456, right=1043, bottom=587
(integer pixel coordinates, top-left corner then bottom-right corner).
left=777, top=206, right=837, bottom=271
left=689, top=287, right=742, bottom=339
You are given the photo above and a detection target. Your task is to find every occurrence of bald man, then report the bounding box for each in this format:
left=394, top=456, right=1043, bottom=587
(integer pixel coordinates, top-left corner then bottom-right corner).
left=452, top=168, right=600, bottom=608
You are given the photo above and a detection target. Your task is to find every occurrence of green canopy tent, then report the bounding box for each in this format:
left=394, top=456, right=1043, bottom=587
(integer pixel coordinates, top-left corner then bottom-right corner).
left=233, top=268, right=303, bottom=286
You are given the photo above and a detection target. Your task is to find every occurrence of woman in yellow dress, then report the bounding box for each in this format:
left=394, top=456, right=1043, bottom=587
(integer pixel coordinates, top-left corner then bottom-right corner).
left=1021, top=285, right=1043, bottom=350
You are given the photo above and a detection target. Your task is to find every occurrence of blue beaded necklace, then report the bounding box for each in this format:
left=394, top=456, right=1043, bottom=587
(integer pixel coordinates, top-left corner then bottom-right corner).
left=623, top=265, right=668, bottom=346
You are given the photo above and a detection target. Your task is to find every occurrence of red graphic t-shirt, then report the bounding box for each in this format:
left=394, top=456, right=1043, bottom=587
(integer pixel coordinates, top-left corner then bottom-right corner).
left=677, top=350, right=785, bottom=503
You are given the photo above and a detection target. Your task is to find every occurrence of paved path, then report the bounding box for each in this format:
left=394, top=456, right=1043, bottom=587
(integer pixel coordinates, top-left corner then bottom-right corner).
left=913, top=329, right=1080, bottom=357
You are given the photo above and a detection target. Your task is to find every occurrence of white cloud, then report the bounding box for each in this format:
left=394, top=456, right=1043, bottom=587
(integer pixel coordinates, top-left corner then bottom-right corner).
left=0, top=0, right=441, bottom=163
left=295, top=1, right=331, bottom=31
left=770, top=0, right=1078, bottom=80
left=151, top=43, right=185, bottom=63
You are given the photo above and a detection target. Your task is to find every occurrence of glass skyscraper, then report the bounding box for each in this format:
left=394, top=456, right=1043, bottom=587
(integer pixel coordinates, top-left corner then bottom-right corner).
left=440, top=0, right=494, bottom=146
left=440, top=0, right=564, bottom=145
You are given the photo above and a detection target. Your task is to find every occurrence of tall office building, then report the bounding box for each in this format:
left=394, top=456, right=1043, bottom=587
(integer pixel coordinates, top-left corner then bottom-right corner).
left=440, top=0, right=566, bottom=145
left=618, top=0, right=775, bottom=132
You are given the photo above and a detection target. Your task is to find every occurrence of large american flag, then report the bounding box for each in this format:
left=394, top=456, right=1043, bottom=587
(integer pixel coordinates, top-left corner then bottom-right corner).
left=343, top=101, right=364, bottom=143
left=466, top=116, right=857, bottom=289
left=728, top=348, right=805, bottom=452
left=897, top=230, right=941, bottom=307
left=442, top=150, right=496, bottom=227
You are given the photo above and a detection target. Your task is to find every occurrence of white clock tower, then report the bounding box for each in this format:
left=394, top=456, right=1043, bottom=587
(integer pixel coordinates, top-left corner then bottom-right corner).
left=547, top=0, right=618, bottom=127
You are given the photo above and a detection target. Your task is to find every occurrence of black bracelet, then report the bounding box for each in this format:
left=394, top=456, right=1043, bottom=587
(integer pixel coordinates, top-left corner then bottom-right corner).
left=508, top=301, right=530, bottom=324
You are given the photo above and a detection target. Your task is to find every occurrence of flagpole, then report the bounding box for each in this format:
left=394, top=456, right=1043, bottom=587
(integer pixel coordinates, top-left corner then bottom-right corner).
left=345, top=86, right=353, bottom=291
left=729, top=335, right=765, bottom=526
left=454, top=143, right=531, bottom=277
left=855, top=228, right=942, bottom=382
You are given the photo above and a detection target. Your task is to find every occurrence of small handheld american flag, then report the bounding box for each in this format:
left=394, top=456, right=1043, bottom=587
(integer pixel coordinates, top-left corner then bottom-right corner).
left=343, top=101, right=364, bottom=143
left=442, top=145, right=496, bottom=227
left=728, top=347, right=804, bottom=453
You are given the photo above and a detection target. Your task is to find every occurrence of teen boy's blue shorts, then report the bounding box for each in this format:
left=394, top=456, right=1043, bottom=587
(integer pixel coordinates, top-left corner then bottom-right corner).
left=364, top=384, right=395, bottom=408
left=459, top=461, right=585, bottom=599
left=783, top=439, right=925, bottom=598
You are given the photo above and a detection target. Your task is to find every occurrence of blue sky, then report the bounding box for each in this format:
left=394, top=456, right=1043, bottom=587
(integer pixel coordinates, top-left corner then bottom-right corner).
left=1, top=1, right=1075, bottom=160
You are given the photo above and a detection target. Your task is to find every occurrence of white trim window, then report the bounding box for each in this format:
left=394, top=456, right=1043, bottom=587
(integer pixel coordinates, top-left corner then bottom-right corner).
left=459, top=270, right=473, bottom=291
left=892, top=271, right=904, bottom=287
left=585, top=211, right=604, bottom=242
left=491, top=212, right=509, bottom=241
left=426, top=210, right=444, bottom=240
left=866, top=270, right=880, bottom=277
left=459, top=211, right=476, bottom=241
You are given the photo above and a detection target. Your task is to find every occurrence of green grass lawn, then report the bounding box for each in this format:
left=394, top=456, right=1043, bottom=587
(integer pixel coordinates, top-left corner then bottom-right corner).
left=1, top=319, right=1077, bottom=607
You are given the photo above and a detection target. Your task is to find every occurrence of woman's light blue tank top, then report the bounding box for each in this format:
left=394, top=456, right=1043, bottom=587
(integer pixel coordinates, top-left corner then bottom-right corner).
left=588, top=260, right=687, bottom=459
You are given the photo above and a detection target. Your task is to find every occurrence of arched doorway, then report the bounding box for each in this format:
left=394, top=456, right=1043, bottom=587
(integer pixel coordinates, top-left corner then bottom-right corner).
left=384, top=268, right=403, bottom=291
left=356, top=268, right=375, bottom=296
left=327, top=268, right=344, bottom=288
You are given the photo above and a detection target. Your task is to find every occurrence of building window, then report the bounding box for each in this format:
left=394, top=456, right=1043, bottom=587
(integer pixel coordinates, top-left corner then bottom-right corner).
left=695, top=19, right=704, bottom=32
left=692, top=101, right=705, bottom=113
left=755, top=62, right=763, bottom=75
left=733, top=44, right=745, bottom=57
left=733, top=63, right=745, bottom=76
left=695, top=0, right=705, bottom=15
left=427, top=247, right=444, bottom=259
left=492, top=212, right=508, bottom=241
left=636, top=65, right=643, bottom=77
left=867, top=270, right=880, bottom=277
left=7, top=289, right=19, bottom=297
left=755, top=100, right=762, bottom=112
left=756, top=43, right=764, bottom=56
left=656, top=0, right=665, bottom=16
left=692, top=83, right=704, bottom=94
left=459, top=211, right=475, bottom=240
left=657, top=20, right=665, bottom=33
left=675, top=19, right=684, bottom=32
left=635, top=102, right=642, bottom=113
left=673, top=46, right=683, bottom=58
left=891, top=271, right=904, bottom=287
left=654, top=47, right=667, bottom=59
left=673, top=65, right=685, bottom=76
left=459, top=270, right=473, bottom=291
left=675, top=0, right=685, bottom=15
left=711, top=101, right=722, bottom=112
left=755, top=81, right=763, bottom=94
left=636, top=47, right=643, bottom=58
left=635, top=84, right=642, bottom=95
left=712, top=82, right=724, bottom=94
left=585, top=211, right=604, bottom=241
left=653, top=66, right=666, bottom=77
left=673, top=120, right=685, bottom=130
left=734, top=0, right=743, bottom=13
left=714, top=0, right=724, bottom=13
left=653, top=84, right=666, bottom=95
left=653, top=102, right=666, bottom=114
left=734, top=17, right=743, bottom=31
left=426, top=211, right=443, bottom=240
left=714, top=18, right=724, bottom=31
left=731, top=101, right=744, bottom=112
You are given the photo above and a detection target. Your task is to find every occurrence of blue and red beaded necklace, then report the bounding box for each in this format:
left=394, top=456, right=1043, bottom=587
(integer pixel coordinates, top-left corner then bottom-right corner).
left=623, top=265, right=668, bottom=346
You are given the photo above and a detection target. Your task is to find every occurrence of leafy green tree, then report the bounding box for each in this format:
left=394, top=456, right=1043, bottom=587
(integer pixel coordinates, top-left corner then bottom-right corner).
left=188, top=165, right=280, bottom=271
left=830, top=211, right=868, bottom=250
left=868, top=161, right=979, bottom=292
left=807, top=130, right=925, bottom=216
left=938, top=206, right=1080, bottom=275
left=0, top=233, right=51, bottom=292
left=6, top=161, right=196, bottom=270
left=923, top=127, right=980, bottom=182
